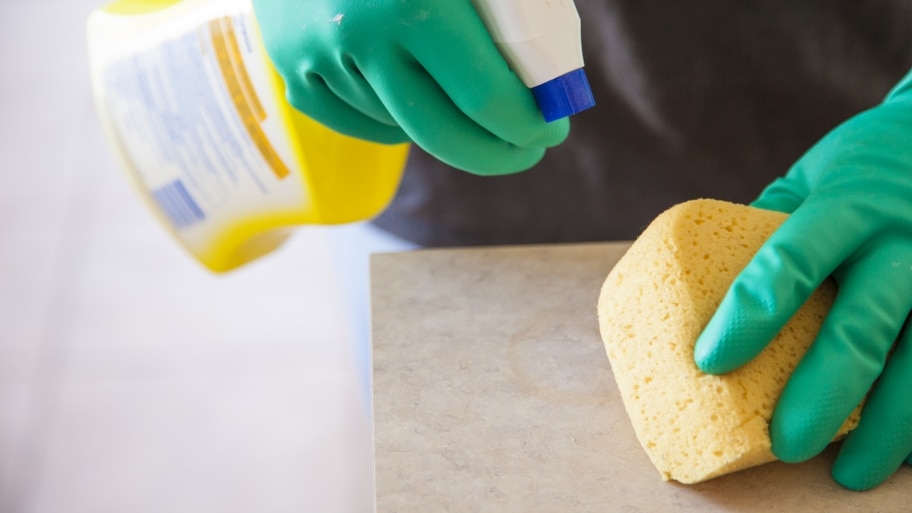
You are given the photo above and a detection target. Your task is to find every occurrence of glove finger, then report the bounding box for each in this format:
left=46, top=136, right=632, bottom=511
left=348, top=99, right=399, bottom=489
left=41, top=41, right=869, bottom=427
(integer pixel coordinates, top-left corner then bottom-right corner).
left=405, top=17, right=570, bottom=151
left=770, top=241, right=912, bottom=464
left=750, top=165, right=811, bottom=214
left=364, top=56, right=561, bottom=175
left=694, top=201, right=859, bottom=374
left=832, top=316, right=912, bottom=490
left=284, top=78, right=410, bottom=145
left=750, top=125, right=838, bottom=214
left=305, top=53, right=400, bottom=128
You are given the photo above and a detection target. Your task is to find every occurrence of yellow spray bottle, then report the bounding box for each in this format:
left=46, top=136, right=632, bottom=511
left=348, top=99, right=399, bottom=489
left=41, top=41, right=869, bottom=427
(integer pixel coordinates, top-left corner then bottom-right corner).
left=87, top=0, right=409, bottom=272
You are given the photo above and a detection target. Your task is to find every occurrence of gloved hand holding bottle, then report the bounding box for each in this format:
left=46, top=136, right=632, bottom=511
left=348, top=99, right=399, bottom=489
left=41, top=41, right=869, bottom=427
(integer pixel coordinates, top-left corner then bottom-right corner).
left=250, top=0, right=571, bottom=175
left=695, top=68, right=912, bottom=491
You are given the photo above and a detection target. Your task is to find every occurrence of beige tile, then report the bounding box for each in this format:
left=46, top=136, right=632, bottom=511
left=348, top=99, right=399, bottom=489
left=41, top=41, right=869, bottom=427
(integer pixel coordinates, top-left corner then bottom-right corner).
left=26, top=374, right=375, bottom=513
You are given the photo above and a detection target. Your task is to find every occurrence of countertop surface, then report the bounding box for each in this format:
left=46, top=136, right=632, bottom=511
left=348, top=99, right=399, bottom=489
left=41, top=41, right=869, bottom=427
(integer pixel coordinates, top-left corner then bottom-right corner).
left=370, top=242, right=911, bottom=512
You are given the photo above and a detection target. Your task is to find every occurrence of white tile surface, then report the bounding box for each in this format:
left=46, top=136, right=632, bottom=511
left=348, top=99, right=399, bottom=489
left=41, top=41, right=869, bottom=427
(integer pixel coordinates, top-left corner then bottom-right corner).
left=23, top=374, right=375, bottom=513
left=0, top=1, right=399, bottom=512
left=0, top=73, right=90, bottom=204
left=61, top=222, right=358, bottom=382
left=0, top=2, right=95, bottom=74
left=0, top=234, right=61, bottom=386
left=0, top=385, right=38, bottom=512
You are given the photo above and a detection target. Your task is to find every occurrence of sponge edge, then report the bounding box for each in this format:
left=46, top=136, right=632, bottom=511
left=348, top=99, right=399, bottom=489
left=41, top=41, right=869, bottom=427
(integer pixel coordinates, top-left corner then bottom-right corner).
left=597, top=199, right=860, bottom=484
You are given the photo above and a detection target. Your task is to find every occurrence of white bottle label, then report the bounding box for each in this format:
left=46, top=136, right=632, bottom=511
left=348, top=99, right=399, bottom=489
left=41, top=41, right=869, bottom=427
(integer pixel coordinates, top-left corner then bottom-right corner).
left=94, top=6, right=306, bottom=257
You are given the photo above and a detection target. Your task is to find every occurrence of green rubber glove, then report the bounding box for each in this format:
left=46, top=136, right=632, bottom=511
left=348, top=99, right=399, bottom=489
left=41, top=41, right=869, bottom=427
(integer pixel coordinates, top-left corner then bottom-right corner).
left=250, top=0, right=569, bottom=175
left=694, top=68, right=912, bottom=491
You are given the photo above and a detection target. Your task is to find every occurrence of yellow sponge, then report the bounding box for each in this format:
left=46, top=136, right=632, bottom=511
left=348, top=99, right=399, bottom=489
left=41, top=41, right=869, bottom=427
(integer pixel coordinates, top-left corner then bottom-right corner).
left=597, top=199, right=859, bottom=484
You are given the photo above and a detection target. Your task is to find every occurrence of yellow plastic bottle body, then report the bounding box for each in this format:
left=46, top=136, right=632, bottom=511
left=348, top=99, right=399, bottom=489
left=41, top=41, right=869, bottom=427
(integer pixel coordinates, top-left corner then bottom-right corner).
left=88, top=0, right=409, bottom=272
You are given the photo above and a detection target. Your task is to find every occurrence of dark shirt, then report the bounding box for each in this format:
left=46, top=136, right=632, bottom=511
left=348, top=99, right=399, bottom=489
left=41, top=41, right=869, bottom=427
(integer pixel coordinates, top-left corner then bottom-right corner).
left=373, top=0, right=912, bottom=246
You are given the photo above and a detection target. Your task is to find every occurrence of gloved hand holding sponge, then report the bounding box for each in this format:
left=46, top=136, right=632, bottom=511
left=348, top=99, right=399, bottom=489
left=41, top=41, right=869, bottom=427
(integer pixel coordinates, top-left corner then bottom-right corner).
left=252, top=0, right=912, bottom=491
left=695, top=69, right=912, bottom=491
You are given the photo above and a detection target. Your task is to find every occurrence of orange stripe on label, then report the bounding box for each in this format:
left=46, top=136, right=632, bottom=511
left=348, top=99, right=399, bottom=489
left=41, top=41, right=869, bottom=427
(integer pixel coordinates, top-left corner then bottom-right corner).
left=209, top=17, right=290, bottom=180
left=220, top=17, right=267, bottom=122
